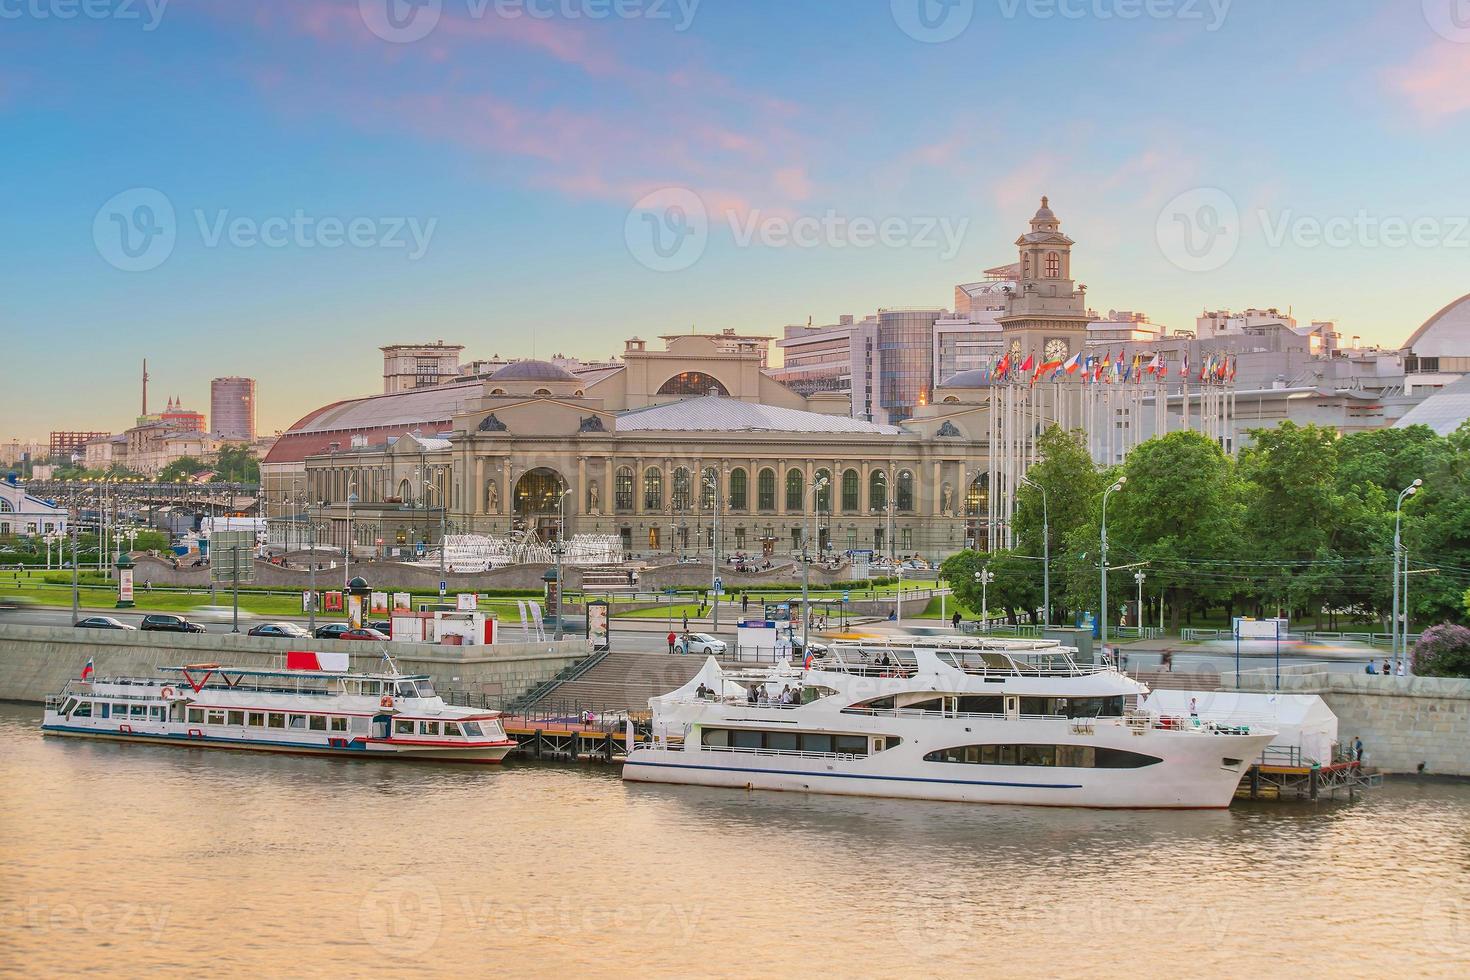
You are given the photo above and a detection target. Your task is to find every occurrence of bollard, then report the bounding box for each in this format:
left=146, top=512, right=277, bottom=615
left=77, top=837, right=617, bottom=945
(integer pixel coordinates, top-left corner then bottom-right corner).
left=534, top=729, right=543, bottom=760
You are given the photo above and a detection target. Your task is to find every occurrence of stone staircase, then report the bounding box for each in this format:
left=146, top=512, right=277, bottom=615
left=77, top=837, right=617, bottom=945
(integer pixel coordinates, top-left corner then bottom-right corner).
left=523, top=650, right=708, bottom=713
left=1131, top=670, right=1223, bottom=692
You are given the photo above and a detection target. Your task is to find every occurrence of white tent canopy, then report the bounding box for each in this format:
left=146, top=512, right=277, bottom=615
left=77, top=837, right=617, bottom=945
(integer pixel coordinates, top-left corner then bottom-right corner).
left=1141, top=689, right=1338, bottom=765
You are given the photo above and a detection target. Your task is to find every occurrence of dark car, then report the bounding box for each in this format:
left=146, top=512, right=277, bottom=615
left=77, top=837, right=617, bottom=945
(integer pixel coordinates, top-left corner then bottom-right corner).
left=314, top=624, right=353, bottom=640
left=248, top=622, right=311, bottom=638
left=368, top=620, right=393, bottom=636
left=75, top=616, right=137, bottom=631
left=140, top=614, right=206, bottom=633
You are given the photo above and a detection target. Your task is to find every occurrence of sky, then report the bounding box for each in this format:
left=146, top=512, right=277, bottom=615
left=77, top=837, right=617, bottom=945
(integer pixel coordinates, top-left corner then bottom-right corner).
left=4, top=0, right=1470, bottom=440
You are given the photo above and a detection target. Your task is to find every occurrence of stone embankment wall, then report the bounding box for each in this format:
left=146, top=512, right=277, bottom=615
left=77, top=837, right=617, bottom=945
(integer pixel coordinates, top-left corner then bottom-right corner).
left=0, top=624, right=586, bottom=705
left=1232, top=671, right=1470, bottom=776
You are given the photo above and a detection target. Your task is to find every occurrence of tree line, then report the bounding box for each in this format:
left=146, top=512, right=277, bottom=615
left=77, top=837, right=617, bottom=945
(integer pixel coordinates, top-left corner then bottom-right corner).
left=942, top=421, right=1470, bottom=633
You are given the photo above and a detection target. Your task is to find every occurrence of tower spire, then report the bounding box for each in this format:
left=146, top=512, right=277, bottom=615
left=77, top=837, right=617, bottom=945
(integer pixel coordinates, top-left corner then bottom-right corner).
left=142, top=358, right=149, bottom=416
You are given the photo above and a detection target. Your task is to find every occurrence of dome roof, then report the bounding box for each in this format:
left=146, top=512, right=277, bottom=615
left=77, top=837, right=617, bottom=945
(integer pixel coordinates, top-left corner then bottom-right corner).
left=488, top=359, right=578, bottom=383
left=1033, top=195, right=1056, bottom=222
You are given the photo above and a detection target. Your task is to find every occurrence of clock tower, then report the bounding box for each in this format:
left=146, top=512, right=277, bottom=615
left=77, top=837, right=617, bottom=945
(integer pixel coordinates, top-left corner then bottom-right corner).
left=997, top=197, right=1091, bottom=360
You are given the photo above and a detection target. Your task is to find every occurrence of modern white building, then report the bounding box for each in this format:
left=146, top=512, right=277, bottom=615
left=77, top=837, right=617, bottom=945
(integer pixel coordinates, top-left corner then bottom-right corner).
left=0, top=477, right=67, bottom=538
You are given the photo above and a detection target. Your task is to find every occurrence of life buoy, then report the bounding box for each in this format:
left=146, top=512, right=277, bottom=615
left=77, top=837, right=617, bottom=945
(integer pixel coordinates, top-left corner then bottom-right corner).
left=160, top=687, right=175, bottom=700
left=380, top=695, right=394, bottom=709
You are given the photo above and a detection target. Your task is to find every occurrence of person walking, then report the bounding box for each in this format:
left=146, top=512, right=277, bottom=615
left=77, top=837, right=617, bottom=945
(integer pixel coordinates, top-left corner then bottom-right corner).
left=951, top=610, right=962, bottom=630
left=682, top=611, right=689, bottom=633
left=741, top=594, right=749, bottom=614
left=1353, top=736, right=1364, bottom=764
left=667, top=630, right=676, bottom=655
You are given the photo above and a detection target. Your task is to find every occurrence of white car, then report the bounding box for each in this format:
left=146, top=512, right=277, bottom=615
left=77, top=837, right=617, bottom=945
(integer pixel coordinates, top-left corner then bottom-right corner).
left=679, top=633, right=727, bottom=656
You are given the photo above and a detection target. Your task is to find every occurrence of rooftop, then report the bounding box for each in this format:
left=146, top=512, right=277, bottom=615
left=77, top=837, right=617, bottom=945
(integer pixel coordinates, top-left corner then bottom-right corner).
left=617, top=396, right=902, bottom=435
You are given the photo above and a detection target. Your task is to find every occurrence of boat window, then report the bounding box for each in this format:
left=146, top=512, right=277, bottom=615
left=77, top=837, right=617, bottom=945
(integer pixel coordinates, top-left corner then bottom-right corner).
left=131, top=705, right=148, bottom=718
left=268, top=713, right=286, bottom=729
left=288, top=715, right=307, bottom=729
left=766, top=732, right=799, bottom=752
left=73, top=701, right=93, bottom=718
left=97, top=704, right=110, bottom=718
left=900, top=698, right=944, bottom=713
left=227, top=710, right=245, bottom=726
left=957, top=695, right=1004, bottom=714
left=702, top=728, right=730, bottom=747
left=924, top=744, right=1162, bottom=768
left=833, top=735, right=868, bottom=756
left=205, top=709, right=223, bottom=725
left=248, top=712, right=266, bottom=727
left=330, top=717, right=349, bottom=732
left=396, top=682, right=418, bottom=698
left=360, top=681, right=381, bottom=696
left=462, top=722, right=483, bottom=737
left=853, top=696, right=895, bottom=710
left=416, top=680, right=436, bottom=697
left=61, top=698, right=78, bottom=715
left=418, top=721, right=440, bottom=736
left=800, top=733, right=833, bottom=754
left=309, top=716, right=327, bottom=731
left=394, top=720, right=414, bottom=735
left=150, top=707, right=166, bottom=721
left=443, top=723, right=462, bottom=737
left=731, top=730, right=763, bottom=749
left=1020, top=697, right=1055, bottom=716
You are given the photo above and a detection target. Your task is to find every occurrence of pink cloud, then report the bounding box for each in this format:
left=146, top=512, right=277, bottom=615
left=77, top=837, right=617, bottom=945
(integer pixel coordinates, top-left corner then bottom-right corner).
left=1386, top=42, right=1470, bottom=122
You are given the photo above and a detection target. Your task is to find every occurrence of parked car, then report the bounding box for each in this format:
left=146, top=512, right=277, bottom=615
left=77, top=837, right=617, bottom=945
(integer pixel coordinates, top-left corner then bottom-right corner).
left=247, top=622, right=311, bottom=638
left=75, top=616, right=137, bottom=631
left=368, top=620, right=393, bottom=636
left=313, top=624, right=353, bottom=640
left=679, top=632, right=728, bottom=656
left=338, top=627, right=389, bottom=642
left=140, top=614, right=206, bottom=633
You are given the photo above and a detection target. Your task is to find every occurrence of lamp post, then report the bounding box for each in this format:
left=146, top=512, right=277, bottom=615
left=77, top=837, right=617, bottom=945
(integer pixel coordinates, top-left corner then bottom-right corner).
left=704, top=470, right=722, bottom=633
left=975, top=565, right=994, bottom=633
left=424, top=479, right=447, bottom=597
left=801, top=476, right=830, bottom=651
left=553, top=486, right=572, bottom=640
left=344, top=483, right=359, bottom=589
left=1100, top=476, right=1127, bottom=663
left=1392, top=479, right=1422, bottom=673
left=306, top=503, right=318, bottom=632
left=1134, top=570, right=1147, bottom=634
left=1021, top=476, right=1050, bottom=626
left=70, top=511, right=80, bottom=626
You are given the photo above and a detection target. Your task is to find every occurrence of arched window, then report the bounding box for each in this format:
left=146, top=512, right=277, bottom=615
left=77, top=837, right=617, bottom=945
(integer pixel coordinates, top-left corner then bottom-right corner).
left=643, top=467, right=663, bottom=511
left=814, top=468, right=832, bottom=513
left=785, top=469, right=804, bottom=512
left=614, top=467, right=635, bottom=512
left=656, top=371, right=730, bottom=397
left=897, top=470, right=915, bottom=512
left=1045, top=252, right=1061, bottom=278
left=672, top=467, right=692, bottom=511
left=533, top=388, right=552, bottom=396
left=757, top=468, right=776, bottom=511
left=967, top=475, right=989, bottom=517
left=729, top=468, right=748, bottom=511
left=0, top=499, right=12, bottom=512
left=869, top=471, right=888, bottom=511
left=397, top=479, right=412, bottom=504
left=700, top=467, right=718, bottom=511
left=841, top=469, right=859, bottom=513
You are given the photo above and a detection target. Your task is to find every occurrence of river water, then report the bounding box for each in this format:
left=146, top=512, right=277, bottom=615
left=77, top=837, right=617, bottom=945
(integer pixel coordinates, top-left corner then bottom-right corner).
left=1, top=703, right=1466, bottom=977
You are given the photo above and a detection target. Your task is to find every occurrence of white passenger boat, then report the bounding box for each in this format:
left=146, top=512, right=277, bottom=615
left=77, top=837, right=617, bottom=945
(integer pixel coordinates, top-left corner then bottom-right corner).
left=624, top=641, right=1275, bottom=809
left=41, top=656, right=516, bottom=763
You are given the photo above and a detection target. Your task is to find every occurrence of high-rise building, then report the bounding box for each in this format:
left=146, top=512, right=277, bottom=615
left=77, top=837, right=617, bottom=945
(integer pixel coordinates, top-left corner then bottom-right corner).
left=48, top=431, right=110, bottom=457
left=211, top=377, right=257, bottom=442
left=381, top=342, right=465, bottom=393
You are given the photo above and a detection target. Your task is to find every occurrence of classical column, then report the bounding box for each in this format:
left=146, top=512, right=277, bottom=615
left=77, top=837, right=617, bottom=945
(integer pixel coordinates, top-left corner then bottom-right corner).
left=932, top=460, right=943, bottom=516
left=777, top=458, right=788, bottom=516
left=603, top=457, right=613, bottom=517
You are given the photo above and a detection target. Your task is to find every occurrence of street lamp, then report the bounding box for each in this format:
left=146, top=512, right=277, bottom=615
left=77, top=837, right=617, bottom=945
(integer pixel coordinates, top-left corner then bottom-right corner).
left=306, top=502, right=318, bottom=632
left=553, top=485, right=572, bottom=640
left=1134, top=570, right=1147, bottom=634
left=344, top=482, right=359, bottom=588
left=1100, top=476, right=1127, bottom=664
left=424, top=479, right=447, bottom=598
left=873, top=470, right=899, bottom=623
left=704, top=470, right=722, bottom=632
left=801, top=476, right=830, bottom=652
left=1392, top=479, right=1422, bottom=673
left=1021, top=476, right=1050, bottom=626
left=975, top=565, right=995, bottom=632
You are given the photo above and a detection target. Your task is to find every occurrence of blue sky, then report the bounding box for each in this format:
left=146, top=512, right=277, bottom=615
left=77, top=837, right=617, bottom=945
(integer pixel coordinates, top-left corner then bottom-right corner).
left=3, top=0, right=1468, bottom=439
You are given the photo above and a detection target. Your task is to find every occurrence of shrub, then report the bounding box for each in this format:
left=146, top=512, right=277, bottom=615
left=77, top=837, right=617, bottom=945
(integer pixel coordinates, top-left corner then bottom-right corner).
left=1411, top=624, right=1470, bottom=679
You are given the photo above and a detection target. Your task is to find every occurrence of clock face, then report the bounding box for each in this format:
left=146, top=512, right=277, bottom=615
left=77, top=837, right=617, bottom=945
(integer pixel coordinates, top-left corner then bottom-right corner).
left=1044, top=338, right=1069, bottom=361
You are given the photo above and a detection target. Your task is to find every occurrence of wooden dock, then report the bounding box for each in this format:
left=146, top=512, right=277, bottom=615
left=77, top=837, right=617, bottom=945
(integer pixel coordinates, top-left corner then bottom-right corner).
left=1237, top=759, right=1380, bottom=801
left=499, top=714, right=637, bottom=763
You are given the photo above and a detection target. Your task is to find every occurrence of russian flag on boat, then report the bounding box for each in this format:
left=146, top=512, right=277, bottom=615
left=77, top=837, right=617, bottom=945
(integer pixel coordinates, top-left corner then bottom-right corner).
left=81, top=657, right=94, bottom=681
left=286, top=651, right=351, bottom=672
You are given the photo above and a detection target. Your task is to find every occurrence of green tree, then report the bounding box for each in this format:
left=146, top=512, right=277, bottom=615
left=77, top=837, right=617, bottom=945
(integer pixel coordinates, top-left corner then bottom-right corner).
left=942, top=549, right=1042, bottom=624
left=211, top=445, right=260, bottom=483
left=1013, top=426, right=1102, bottom=622
left=1107, top=431, right=1244, bottom=631
left=159, top=456, right=207, bottom=483
left=1402, top=422, right=1470, bottom=625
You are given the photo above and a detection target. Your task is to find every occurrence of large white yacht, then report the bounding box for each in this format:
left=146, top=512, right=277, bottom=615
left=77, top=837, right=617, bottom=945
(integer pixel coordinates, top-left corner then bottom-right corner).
left=624, top=640, right=1274, bottom=809
left=42, top=658, right=516, bottom=763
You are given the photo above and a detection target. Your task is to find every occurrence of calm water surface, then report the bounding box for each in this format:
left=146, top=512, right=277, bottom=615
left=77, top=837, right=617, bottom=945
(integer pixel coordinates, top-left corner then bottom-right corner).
left=2, top=703, right=1467, bottom=978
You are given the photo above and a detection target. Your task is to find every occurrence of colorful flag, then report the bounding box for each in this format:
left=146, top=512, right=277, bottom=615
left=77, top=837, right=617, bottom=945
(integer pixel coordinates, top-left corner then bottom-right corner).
left=81, top=657, right=94, bottom=681
left=1020, top=353, right=1035, bottom=374
left=1063, top=352, right=1082, bottom=374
